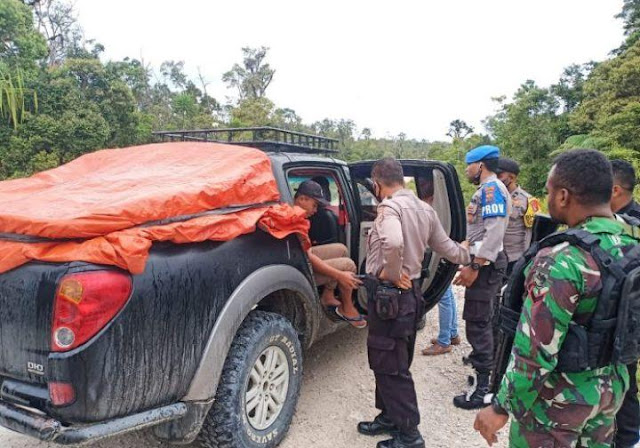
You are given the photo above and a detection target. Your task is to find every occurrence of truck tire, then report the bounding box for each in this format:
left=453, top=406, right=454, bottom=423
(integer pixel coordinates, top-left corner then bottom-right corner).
left=198, top=311, right=303, bottom=448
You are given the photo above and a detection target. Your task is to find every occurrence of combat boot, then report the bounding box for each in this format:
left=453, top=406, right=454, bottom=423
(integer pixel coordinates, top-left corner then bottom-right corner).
left=376, top=428, right=425, bottom=448
left=357, top=413, right=398, bottom=436
left=453, top=372, right=492, bottom=410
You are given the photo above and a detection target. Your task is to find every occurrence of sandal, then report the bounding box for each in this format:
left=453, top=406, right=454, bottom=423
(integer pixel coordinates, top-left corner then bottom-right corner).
left=335, top=308, right=367, bottom=329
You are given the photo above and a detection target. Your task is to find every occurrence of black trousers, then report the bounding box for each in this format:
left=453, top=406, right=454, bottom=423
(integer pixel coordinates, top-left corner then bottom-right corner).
left=463, top=252, right=507, bottom=374
left=614, top=361, right=639, bottom=448
left=367, top=282, right=422, bottom=432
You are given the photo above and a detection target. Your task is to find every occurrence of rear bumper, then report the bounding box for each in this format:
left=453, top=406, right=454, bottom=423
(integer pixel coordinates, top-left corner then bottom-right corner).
left=0, top=400, right=187, bottom=445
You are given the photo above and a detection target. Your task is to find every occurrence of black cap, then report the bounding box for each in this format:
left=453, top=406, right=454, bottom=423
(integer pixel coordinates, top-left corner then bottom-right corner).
left=496, top=157, right=520, bottom=175
left=296, top=180, right=330, bottom=206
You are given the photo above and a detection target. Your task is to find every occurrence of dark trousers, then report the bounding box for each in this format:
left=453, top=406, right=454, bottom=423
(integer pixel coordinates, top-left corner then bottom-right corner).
left=367, top=282, right=422, bottom=432
left=463, top=252, right=507, bottom=374
left=614, top=362, right=639, bottom=448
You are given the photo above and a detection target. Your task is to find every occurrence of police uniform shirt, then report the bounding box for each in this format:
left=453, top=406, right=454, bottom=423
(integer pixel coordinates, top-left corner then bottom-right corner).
left=366, top=189, right=470, bottom=282
left=503, top=186, right=532, bottom=263
left=618, top=199, right=640, bottom=220
left=466, top=174, right=511, bottom=262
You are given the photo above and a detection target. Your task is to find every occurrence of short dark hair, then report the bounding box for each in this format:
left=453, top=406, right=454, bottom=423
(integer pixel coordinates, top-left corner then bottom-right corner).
left=611, top=159, right=636, bottom=192
left=371, top=157, right=404, bottom=186
left=483, top=158, right=499, bottom=173
left=551, top=149, right=612, bottom=206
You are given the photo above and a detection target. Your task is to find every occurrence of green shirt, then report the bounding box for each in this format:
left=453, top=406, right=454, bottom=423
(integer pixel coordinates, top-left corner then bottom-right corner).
left=496, top=217, right=639, bottom=419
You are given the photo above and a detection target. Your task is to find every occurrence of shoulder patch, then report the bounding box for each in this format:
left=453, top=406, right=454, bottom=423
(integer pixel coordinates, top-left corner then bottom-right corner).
left=481, top=181, right=507, bottom=219
left=524, top=197, right=541, bottom=228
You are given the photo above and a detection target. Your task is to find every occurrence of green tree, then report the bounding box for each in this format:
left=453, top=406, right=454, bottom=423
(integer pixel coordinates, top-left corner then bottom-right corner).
left=447, top=119, right=474, bottom=140
left=486, top=81, right=565, bottom=196
left=1, top=0, right=48, bottom=68
left=223, top=47, right=275, bottom=100
left=568, top=39, right=640, bottom=163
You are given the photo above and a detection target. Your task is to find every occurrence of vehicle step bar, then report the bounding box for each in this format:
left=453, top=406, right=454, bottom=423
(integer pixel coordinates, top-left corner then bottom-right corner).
left=0, top=401, right=187, bottom=445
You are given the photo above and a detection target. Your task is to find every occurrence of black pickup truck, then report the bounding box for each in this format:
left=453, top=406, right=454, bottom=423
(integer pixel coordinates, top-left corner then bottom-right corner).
left=0, top=127, right=466, bottom=448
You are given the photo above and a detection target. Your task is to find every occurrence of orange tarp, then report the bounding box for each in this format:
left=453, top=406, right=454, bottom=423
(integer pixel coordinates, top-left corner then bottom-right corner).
left=0, top=143, right=310, bottom=274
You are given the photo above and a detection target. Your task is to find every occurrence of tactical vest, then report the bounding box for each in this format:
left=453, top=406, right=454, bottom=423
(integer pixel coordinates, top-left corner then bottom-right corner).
left=493, top=217, right=640, bottom=391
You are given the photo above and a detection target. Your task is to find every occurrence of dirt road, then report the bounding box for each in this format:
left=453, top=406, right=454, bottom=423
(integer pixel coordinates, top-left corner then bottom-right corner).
left=0, top=288, right=506, bottom=448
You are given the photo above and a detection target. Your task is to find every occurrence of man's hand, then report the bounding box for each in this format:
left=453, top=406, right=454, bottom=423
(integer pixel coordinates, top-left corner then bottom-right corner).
left=474, top=407, right=508, bottom=446
left=336, top=271, right=362, bottom=290
left=460, top=240, right=470, bottom=250
left=379, top=269, right=412, bottom=290
left=453, top=265, right=479, bottom=287
left=394, top=273, right=412, bottom=290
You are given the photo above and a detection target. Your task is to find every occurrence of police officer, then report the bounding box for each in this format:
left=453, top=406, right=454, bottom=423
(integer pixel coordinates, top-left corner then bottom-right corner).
left=610, top=159, right=640, bottom=448
left=474, top=149, right=639, bottom=447
left=495, top=157, right=540, bottom=275
left=453, top=145, right=510, bottom=410
left=357, top=158, right=470, bottom=448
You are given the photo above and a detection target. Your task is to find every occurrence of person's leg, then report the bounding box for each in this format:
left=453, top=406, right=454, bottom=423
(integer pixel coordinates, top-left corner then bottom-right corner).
left=508, top=417, right=581, bottom=448
left=312, top=272, right=341, bottom=307
left=310, top=244, right=351, bottom=307
left=309, top=243, right=349, bottom=260
left=580, top=367, right=630, bottom=448
left=373, top=340, right=420, bottom=432
left=450, top=286, right=459, bottom=341
left=436, top=286, right=455, bottom=347
left=324, top=257, right=359, bottom=318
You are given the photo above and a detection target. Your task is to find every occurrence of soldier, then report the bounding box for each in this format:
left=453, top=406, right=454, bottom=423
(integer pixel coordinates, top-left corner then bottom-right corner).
left=610, top=159, right=639, bottom=448
left=453, top=145, right=510, bottom=410
left=357, top=158, right=470, bottom=448
left=474, top=149, right=639, bottom=447
left=495, top=157, right=540, bottom=274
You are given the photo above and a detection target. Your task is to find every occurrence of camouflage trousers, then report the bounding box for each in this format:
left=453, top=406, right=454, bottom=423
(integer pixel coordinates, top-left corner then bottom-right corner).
left=508, top=369, right=629, bottom=448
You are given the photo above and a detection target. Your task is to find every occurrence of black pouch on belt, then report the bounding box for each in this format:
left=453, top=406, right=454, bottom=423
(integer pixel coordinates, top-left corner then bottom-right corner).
left=375, top=284, right=401, bottom=320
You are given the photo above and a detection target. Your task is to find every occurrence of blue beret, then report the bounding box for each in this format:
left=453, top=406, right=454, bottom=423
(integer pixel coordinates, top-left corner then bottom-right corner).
left=465, top=145, right=500, bottom=164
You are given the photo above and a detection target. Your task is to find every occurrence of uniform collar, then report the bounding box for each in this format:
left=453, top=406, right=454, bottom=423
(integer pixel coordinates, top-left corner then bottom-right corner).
left=619, top=199, right=640, bottom=216
left=576, top=216, right=629, bottom=236
left=480, top=174, right=498, bottom=186
left=387, top=188, right=413, bottom=200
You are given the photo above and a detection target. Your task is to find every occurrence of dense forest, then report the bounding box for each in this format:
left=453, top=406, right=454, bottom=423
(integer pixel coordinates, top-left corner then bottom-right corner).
left=1, top=0, right=639, bottom=199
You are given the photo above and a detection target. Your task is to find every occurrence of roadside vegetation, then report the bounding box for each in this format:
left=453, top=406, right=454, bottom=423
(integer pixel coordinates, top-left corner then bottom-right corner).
left=1, top=0, right=639, bottom=202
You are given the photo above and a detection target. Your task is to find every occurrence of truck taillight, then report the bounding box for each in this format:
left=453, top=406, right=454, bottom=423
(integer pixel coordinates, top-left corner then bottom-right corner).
left=51, top=271, right=132, bottom=352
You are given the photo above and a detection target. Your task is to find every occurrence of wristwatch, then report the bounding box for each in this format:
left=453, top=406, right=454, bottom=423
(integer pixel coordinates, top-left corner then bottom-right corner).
left=469, top=262, right=481, bottom=271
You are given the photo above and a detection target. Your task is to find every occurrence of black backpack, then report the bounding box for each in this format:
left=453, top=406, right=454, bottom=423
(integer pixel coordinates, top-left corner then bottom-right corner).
left=492, top=218, right=640, bottom=392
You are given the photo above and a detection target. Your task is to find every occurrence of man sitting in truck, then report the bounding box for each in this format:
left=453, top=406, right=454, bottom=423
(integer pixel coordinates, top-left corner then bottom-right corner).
left=294, top=180, right=366, bottom=328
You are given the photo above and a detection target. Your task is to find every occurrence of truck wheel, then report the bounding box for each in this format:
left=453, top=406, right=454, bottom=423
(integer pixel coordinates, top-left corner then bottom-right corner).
left=198, top=311, right=303, bottom=448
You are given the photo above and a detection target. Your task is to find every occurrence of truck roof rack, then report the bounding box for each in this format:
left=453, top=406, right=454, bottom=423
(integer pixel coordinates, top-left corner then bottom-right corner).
left=152, top=127, right=339, bottom=154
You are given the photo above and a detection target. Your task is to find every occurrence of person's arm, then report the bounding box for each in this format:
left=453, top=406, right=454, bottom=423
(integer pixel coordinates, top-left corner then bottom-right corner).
left=475, top=183, right=509, bottom=263
left=426, top=209, right=471, bottom=265
left=494, top=247, right=586, bottom=418
left=377, top=204, right=404, bottom=283
left=475, top=216, right=508, bottom=263
left=307, top=251, right=360, bottom=289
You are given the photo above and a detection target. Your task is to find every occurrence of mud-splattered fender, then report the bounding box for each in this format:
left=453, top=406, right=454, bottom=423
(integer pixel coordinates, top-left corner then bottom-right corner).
left=182, top=264, right=317, bottom=402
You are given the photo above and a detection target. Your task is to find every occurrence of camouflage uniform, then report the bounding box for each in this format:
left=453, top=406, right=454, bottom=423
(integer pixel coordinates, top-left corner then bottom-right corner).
left=495, top=217, right=639, bottom=447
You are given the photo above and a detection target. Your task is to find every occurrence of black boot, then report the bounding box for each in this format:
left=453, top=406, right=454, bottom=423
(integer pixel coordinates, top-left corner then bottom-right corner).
left=357, top=413, right=399, bottom=436
left=453, top=372, right=492, bottom=410
left=376, top=428, right=425, bottom=448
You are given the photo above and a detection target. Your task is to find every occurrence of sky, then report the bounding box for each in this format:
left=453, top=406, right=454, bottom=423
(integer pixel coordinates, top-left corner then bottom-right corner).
left=73, top=0, right=625, bottom=142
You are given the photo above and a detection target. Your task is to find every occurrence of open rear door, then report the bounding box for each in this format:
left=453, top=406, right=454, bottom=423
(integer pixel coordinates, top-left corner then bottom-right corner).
left=348, top=160, right=466, bottom=313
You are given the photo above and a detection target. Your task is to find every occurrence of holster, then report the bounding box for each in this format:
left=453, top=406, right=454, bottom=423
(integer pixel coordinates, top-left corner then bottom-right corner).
left=374, top=284, right=401, bottom=320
